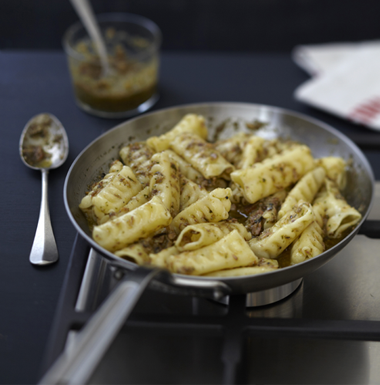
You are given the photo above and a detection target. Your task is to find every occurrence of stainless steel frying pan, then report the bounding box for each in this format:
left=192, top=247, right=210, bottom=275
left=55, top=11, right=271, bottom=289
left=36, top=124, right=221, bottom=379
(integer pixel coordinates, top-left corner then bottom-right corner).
left=40, top=102, right=374, bottom=384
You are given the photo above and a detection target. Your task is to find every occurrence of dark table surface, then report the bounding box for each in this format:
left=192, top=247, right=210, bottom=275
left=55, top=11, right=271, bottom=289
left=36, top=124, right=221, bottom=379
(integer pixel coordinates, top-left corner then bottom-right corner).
left=1, top=50, right=379, bottom=385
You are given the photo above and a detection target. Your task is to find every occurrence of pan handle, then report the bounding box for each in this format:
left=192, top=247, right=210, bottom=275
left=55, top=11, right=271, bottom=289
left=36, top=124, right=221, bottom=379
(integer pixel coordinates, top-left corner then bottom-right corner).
left=38, top=267, right=167, bottom=385
left=358, top=219, right=380, bottom=239
left=167, top=275, right=232, bottom=299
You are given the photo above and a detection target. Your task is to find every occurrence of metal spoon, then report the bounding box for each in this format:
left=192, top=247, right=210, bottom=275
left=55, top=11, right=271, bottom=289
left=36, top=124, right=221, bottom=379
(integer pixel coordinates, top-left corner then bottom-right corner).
left=19, top=113, right=69, bottom=265
left=69, top=0, right=110, bottom=76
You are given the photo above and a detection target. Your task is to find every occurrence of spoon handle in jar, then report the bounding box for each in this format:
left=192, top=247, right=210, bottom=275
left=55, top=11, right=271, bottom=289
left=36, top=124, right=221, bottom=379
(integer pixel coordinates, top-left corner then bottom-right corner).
left=29, top=170, right=59, bottom=265
left=69, top=0, right=110, bottom=75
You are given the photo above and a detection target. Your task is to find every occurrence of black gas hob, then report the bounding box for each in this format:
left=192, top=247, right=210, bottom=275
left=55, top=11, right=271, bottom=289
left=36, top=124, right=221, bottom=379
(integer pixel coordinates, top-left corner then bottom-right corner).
left=40, top=184, right=380, bottom=384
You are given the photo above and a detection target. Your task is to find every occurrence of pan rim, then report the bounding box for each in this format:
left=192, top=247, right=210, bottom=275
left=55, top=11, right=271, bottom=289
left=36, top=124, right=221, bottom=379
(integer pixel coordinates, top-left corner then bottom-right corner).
left=63, top=101, right=375, bottom=288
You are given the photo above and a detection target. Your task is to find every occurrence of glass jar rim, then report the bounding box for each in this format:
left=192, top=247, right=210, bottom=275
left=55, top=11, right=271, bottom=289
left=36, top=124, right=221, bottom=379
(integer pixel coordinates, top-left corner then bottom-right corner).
left=62, top=12, right=162, bottom=61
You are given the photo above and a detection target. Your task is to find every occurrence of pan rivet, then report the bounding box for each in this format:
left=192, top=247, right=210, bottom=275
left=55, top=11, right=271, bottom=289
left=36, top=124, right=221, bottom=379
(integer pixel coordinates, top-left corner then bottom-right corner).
left=114, top=270, right=124, bottom=280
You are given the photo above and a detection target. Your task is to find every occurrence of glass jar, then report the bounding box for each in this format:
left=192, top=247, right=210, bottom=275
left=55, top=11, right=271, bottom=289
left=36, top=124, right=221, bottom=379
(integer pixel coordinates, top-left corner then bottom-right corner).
left=63, top=13, right=162, bottom=118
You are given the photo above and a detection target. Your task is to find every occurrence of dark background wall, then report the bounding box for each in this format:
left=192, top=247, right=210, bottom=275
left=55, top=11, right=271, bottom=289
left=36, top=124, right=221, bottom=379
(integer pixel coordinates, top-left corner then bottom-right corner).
left=1, top=0, right=380, bottom=52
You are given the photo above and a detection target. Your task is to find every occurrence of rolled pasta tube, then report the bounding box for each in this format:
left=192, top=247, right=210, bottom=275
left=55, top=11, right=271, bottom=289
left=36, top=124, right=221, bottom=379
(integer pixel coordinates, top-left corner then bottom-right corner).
left=106, top=186, right=151, bottom=223
left=258, top=257, right=280, bottom=269
left=230, top=182, right=247, bottom=204
left=179, top=176, right=208, bottom=210
left=237, top=135, right=265, bottom=169
left=115, top=243, right=151, bottom=265
left=147, top=114, right=208, bottom=152
left=151, top=245, right=178, bottom=259
left=170, top=188, right=232, bottom=234
left=290, top=197, right=326, bottom=265
left=170, top=132, right=234, bottom=179
left=150, top=151, right=181, bottom=217
left=92, top=165, right=142, bottom=215
left=166, top=150, right=205, bottom=185
left=79, top=160, right=124, bottom=225
left=110, top=160, right=124, bottom=173
left=119, top=141, right=156, bottom=187
left=175, top=221, right=252, bottom=252
left=231, top=145, right=315, bottom=204
left=203, top=257, right=278, bottom=277
left=115, top=232, right=175, bottom=265
left=204, top=265, right=278, bottom=277
left=134, top=160, right=155, bottom=187
left=261, top=139, right=281, bottom=159
left=93, top=196, right=172, bottom=252
left=316, top=156, right=347, bottom=191
left=249, top=201, right=314, bottom=259
left=149, top=230, right=258, bottom=275
left=80, top=161, right=124, bottom=210
left=313, top=200, right=325, bottom=229
left=147, top=246, right=179, bottom=267
left=213, top=132, right=250, bottom=165
left=119, top=143, right=154, bottom=187
left=290, top=220, right=325, bottom=265
left=81, top=165, right=143, bottom=225
left=323, top=179, right=362, bottom=238
left=278, top=166, right=326, bottom=219
left=261, top=139, right=298, bottom=160
left=119, top=142, right=154, bottom=170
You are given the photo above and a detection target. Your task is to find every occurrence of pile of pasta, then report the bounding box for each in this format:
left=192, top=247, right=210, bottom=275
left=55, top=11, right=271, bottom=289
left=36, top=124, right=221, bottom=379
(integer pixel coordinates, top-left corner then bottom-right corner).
left=79, top=114, right=362, bottom=277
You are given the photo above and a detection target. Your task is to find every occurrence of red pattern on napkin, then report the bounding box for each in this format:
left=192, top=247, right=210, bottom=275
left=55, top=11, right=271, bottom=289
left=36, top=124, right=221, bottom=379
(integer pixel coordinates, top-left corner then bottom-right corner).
left=348, top=97, right=380, bottom=125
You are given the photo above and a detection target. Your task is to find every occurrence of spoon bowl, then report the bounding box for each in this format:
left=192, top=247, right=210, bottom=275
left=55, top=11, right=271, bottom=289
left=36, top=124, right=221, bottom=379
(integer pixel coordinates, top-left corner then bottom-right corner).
left=20, top=113, right=69, bottom=170
left=20, top=113, right=69, bottom=265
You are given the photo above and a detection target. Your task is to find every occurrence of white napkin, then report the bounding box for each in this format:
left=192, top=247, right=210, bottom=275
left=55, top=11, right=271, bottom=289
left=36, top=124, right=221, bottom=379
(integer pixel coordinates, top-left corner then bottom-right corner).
left=293, top=40, right=380, bottom=131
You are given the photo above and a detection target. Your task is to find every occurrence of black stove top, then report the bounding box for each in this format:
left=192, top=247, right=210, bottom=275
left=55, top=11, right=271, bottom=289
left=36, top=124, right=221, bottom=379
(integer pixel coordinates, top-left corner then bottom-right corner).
left=40, top=183, right=380, bottom=384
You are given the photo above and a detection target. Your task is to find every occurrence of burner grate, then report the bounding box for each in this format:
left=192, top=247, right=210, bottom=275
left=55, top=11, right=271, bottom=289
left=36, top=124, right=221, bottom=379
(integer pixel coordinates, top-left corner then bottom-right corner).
left=41, top=218, right=380, bottom=384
